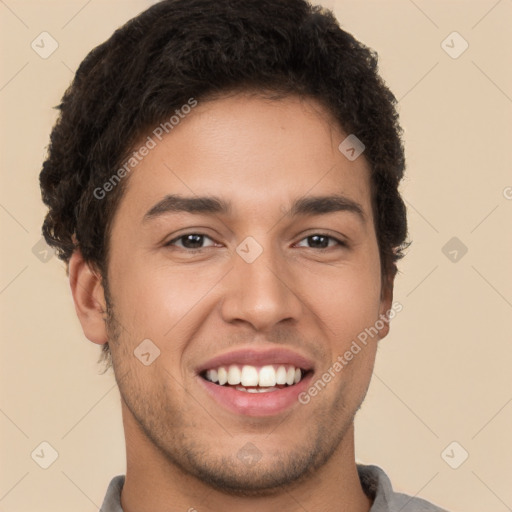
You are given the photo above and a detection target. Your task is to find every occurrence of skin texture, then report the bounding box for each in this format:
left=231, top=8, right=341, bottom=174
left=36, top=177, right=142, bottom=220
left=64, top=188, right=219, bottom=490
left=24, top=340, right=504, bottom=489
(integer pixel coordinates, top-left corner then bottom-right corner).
left=69, top=93, right=393, bottom=512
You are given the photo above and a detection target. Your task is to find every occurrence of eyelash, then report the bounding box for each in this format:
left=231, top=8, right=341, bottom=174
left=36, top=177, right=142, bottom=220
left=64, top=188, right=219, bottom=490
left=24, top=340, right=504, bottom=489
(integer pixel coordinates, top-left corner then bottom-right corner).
left=164, top=232, right=347, bottom=253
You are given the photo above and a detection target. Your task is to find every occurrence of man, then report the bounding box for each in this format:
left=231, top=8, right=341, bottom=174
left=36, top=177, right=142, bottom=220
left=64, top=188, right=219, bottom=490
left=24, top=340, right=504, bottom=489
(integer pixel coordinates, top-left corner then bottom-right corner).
left=39, top=0, right=449, bottom=510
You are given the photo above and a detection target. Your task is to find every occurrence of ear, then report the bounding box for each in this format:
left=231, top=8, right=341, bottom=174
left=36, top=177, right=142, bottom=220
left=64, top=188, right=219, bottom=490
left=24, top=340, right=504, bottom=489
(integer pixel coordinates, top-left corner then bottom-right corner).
left=68, top=248, right=108, bottom=345
left=377, top=273, right=395, bottom=340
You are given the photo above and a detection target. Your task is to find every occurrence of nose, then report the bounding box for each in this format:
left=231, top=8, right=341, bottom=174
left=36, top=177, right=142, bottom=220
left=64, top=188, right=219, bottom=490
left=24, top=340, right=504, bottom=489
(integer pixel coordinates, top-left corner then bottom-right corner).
left=219, top=240, right=303, bottom=332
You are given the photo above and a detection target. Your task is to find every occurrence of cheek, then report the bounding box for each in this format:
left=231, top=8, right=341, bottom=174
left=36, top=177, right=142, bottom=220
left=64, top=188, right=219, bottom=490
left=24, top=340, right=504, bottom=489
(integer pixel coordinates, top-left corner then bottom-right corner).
left=308, top=257, right=382, bottom=335
left=109, top=256, right=217, bottom=348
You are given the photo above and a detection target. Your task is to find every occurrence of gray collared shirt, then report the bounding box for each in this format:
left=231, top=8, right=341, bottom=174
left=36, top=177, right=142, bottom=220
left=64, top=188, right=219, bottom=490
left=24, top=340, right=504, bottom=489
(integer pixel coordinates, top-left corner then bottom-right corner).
left=100, top=464, right=449, bottom=511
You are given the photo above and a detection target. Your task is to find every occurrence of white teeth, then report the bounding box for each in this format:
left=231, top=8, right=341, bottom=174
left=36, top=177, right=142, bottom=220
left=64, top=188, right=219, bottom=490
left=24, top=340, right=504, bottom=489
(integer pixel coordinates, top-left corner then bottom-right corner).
left=217, top=366, right=228, bottom=385
left=240, top=365, right=259, bottom=386
left=204, top=364, right=306, bottom=387
left=276, top=365, right=287, bottom=385
left=236, top=386, right=279, bottom=393
left=227, top=365, right=241, bottom=385
left=206, top=369, right=218, bottom=383
left=258, top=365, right=277, bottom=387
left=286, top=366, right=295, bottom=386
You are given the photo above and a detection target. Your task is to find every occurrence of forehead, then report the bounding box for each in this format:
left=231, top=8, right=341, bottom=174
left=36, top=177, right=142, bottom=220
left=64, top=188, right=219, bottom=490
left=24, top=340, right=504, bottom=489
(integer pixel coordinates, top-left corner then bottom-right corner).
left=114, top=93, right=373, bottom=225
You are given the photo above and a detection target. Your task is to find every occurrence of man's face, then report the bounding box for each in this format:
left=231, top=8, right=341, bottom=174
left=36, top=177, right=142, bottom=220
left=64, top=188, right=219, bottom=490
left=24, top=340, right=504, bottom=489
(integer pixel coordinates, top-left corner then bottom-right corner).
left=104, top=93, right=391, bottom=493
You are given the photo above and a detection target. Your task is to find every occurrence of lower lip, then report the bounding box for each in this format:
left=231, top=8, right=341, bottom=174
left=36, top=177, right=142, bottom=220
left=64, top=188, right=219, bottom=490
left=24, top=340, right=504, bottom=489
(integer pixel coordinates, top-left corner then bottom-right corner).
left=198, top=373, right=314, bottom=417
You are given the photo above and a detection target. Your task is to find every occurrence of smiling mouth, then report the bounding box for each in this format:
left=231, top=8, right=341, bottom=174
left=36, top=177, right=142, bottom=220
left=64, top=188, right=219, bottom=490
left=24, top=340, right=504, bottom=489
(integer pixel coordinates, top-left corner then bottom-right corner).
left=200, top=364, right=311, bottom=393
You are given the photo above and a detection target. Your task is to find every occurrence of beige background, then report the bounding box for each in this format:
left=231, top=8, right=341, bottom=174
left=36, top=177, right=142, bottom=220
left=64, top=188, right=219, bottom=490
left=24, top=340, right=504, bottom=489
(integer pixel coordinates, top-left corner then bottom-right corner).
left=1, top=0, right=511, bottom=510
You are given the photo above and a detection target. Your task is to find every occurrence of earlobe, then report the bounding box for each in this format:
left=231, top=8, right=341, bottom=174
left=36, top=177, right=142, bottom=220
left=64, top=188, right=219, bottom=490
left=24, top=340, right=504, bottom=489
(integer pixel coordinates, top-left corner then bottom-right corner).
left=68, top=249, right=108, bottom=345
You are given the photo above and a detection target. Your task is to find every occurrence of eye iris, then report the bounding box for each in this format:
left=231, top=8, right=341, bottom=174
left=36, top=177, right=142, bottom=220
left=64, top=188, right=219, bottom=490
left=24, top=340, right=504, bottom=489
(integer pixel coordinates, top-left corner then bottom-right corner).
left=309, top=235, right=329, bottom=248
left=182, top=234, right=203, bottom=248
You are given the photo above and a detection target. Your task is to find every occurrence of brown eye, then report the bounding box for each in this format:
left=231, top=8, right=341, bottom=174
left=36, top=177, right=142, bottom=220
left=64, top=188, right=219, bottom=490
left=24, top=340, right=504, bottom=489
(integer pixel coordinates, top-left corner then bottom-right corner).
left=165, top=233, right=216, bottom=250
left=296, top=234, right=346, bottom=250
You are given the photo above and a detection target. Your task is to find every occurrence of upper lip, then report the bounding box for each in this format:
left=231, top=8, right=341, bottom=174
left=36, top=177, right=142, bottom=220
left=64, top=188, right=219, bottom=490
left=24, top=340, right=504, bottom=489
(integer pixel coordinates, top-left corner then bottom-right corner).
left=195, top=346, right=315, bottom=374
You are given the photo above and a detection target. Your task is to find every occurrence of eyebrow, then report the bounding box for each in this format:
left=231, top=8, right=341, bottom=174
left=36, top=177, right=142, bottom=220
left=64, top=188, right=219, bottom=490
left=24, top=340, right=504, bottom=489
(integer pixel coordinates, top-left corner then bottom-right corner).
left=143, top=195, right=232, bottom=222
left=142, top=193, right=365, bottom=223
left=289, top=195, right=365, bottom=221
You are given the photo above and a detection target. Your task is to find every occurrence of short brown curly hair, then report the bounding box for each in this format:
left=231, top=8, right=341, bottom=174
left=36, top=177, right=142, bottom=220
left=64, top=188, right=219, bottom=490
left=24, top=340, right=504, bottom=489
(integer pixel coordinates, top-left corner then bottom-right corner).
left=39, top=0, right=408, bottom=361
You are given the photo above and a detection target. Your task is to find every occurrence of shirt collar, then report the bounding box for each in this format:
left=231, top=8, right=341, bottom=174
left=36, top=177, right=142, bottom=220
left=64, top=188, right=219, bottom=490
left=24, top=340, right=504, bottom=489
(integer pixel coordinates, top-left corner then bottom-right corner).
left=100, top=464, right=445, bottom=512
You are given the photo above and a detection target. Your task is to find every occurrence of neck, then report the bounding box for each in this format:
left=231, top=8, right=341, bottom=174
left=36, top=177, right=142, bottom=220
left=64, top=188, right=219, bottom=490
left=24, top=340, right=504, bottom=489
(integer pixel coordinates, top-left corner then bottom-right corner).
left=120, top=403, right=372, bottom=512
